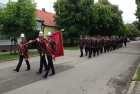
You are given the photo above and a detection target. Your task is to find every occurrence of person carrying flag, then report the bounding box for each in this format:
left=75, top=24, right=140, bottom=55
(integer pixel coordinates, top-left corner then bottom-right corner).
left=42, top=32, right=56, bottom=79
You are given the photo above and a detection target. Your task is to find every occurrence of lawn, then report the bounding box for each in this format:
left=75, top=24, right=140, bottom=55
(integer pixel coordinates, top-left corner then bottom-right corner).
left=0, top=51, right=39, bottom=61
left=64, top=46, right=79, bottom=50
left=134, top=67, right=140, bottom=81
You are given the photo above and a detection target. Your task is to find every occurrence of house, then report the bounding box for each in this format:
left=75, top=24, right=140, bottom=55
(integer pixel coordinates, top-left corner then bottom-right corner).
left=36, top=8, right=58, bottom=37
left=0, top=3, right=46, bottom=52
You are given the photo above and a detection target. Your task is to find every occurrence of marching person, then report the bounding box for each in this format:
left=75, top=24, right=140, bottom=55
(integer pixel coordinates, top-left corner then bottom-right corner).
left=123, top=37, right=127, bottom=47
left=29, top=31, right=48, bottom=74
left=87, top=36, right=92, bottom=58
left=84, top=36, right=88, bottom=56
left=78, top=35, right=84, bottom=57
left=92, top=36, right=97, bottom=57
left=13, top=34, right=30, bottom=72
left=42, top=32, right=56, bottom=79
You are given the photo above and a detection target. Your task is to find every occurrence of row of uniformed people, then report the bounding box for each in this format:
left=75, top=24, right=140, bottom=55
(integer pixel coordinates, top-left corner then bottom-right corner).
left=13, top=31, right=56, bottom=79
left=78, top=35, right=127, bottom=58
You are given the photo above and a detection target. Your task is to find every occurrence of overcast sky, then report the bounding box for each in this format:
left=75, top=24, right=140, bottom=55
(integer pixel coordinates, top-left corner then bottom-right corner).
left=0, top=0, right=137, bottom=23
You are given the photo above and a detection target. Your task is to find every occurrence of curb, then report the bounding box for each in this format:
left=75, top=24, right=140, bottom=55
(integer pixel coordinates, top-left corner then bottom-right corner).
left=127, top=63, right=140, bottom=94
left=0, top=54, right=39, bottom=63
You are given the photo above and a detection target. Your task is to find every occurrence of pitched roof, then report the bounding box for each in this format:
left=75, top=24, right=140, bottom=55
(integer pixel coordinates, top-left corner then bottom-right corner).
left=36, top=9, right=56, bottom=27
left=36, top=17, right=44, bottom=22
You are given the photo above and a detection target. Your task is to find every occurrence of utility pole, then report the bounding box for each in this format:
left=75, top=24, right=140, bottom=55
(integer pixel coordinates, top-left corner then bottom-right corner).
left=46, top=1, right=54, bottom=12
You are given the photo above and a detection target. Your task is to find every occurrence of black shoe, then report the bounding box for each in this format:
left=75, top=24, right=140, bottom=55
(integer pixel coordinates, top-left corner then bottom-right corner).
left=36, top=71, right=42, bottom=74
left=80, top=55, right=83, bottom=57
left=42, top=75, right=47, bottom=78
left=43, top=69, right=47, bottom=71
left=13, top=69, right=19, bottom=72
left=49, top=73, right=55, bottom=76
left=25, top=69, right=30, bottom=71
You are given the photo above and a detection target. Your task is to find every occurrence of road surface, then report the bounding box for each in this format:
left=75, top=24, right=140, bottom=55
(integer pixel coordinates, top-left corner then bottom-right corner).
left=0, top=41, right=140, bottom=94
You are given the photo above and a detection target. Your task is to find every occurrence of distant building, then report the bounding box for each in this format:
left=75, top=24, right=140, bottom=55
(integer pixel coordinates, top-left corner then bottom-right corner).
left=0, top=3, right=57, bottom=52
left=36, top=8, right=58, bottom=37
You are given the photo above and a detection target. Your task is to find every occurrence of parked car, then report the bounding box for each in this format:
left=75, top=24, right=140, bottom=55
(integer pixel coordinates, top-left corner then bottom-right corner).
left=133, top=37, right=138, bottom=41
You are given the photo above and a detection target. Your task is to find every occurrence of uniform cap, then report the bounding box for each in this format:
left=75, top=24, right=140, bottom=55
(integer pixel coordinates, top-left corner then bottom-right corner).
left=39, top=31, right=43, bottom=36
left=47, top=32, right=52, bottom=37
left=21, top=34, right=25, bottom=37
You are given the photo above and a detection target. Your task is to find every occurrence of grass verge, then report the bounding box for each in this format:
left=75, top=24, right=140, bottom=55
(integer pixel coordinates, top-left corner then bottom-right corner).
left=0, top=51, right=39, bottom=61
left=64, top=46, right=79, bottom=50
left=134, top=67, right=140, bottom=81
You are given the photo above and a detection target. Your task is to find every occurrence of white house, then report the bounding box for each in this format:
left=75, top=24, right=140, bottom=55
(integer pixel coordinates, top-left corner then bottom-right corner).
left=0, top=3, right=44, bottom=52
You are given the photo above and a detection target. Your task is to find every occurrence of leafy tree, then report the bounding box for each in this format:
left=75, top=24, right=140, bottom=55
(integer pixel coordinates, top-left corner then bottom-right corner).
left=117, top=24, right=130, bottom=37
left=135, top=0, right=140, bottom=29
left=127, top=24, right=140, bottom=37
left=0, top=0, right=37, bottom=53
left=93, top=3, right=112, bottom=36
left=53, top=0, right=95, bottom=45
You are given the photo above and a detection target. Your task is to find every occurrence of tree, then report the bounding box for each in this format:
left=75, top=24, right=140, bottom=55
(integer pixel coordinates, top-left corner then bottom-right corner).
left=127, top=24, right=140, bottom=37
left=117, top=24, right=130, bottom=37
left=93, top=3, right=112, bottom=36
left=94, top=0, right=123, bottom=36
left=0, top=0, right=37, bottom=53
left=135, top=0, right=140, bottom=29
left=53, top=0, right=95, bottom=46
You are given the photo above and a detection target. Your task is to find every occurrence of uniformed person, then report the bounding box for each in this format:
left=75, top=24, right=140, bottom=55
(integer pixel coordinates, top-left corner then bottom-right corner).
left=42, top=32, right=56, bottom=78
left=29, top=31, right=48, bottom=74
left=87, top=36, right=92, bottom=58
left=84, top=36, right=88, bottom=56
left=123, top=37, right=127, bottom=47
left=78, top=35, right=84, bottom=57
left=92, top=36, right=97, bottom=57
left=13, top=34, right=30, bottom=72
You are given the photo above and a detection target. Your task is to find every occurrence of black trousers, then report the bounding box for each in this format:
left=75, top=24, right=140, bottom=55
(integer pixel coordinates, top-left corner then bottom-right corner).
left=79, top=47, right=83, bottom=56
left=39, top=55, right=47, bottom=73
left=124, top=42, right=126, bottom=47
left=92, top=48, right=96, bottom=56
left=44, top=56, right=55, bottom=77
left=85, top=47, right=88, bottom=56
left=43, top=58, right=48, bottom=70
left=104, top=46, right=107, bottom=53
left=16, top=55, right=30, bottom=71
left=96, top=47, right=99, bottom=55
left=88, top=47, right=92, bottom=57
left=99, top=47, right=103, bottom=54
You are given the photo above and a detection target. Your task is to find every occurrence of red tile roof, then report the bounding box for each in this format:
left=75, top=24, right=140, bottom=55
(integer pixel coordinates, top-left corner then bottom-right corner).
left=36, top=9, right=56, bottom=27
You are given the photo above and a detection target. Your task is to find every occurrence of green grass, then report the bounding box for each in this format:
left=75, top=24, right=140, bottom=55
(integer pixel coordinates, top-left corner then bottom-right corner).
left=64, top=46, right=79, bottom=50
left=0, top=51, right=39, bottom=61
left=134, top=67, right=140, bottom=81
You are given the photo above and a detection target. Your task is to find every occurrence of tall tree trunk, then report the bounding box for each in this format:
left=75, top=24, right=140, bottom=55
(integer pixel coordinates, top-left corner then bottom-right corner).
left=10, top=38, right=18, bottom=54
left=70, top=39, right=74, bottom=47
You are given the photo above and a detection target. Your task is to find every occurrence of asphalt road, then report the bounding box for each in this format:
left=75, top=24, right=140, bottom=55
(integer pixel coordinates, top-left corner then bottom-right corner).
left=0, top=41, right=140, bottom=94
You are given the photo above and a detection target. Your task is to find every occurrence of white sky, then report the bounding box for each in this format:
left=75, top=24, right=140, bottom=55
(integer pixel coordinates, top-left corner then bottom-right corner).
left=0, top=0, right=137, bottom=23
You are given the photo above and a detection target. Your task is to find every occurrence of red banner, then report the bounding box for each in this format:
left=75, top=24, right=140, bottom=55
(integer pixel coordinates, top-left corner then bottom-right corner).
left=51, top=31, right=64, bottom=57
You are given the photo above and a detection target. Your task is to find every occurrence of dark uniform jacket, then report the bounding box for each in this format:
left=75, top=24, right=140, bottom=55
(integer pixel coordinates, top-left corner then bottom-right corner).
left=92, top=39, right=97, bottom=48
left=87, top=39, right=92, bottom=48
left=97, top=39, right=101, bottom=48
left=78, top=38, right=84, bottom=47
left=32, top=38, right=46, bottom=55
left=47, top=39, right=56, bottom=56
left=20, top=40, right=28, bottom=55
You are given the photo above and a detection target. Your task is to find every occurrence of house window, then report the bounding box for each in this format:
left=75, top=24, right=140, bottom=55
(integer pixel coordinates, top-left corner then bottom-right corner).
left=37, top=22, right=42, bottom=31
left=0, top=35, right=9, bottom=40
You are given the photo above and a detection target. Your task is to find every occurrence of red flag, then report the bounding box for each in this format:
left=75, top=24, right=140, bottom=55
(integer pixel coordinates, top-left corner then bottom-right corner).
left=51, top=31, right=64, bottom=57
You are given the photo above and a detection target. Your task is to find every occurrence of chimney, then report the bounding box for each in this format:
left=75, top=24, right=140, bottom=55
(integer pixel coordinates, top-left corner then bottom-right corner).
left=42, top=8, right=46, bottom=12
